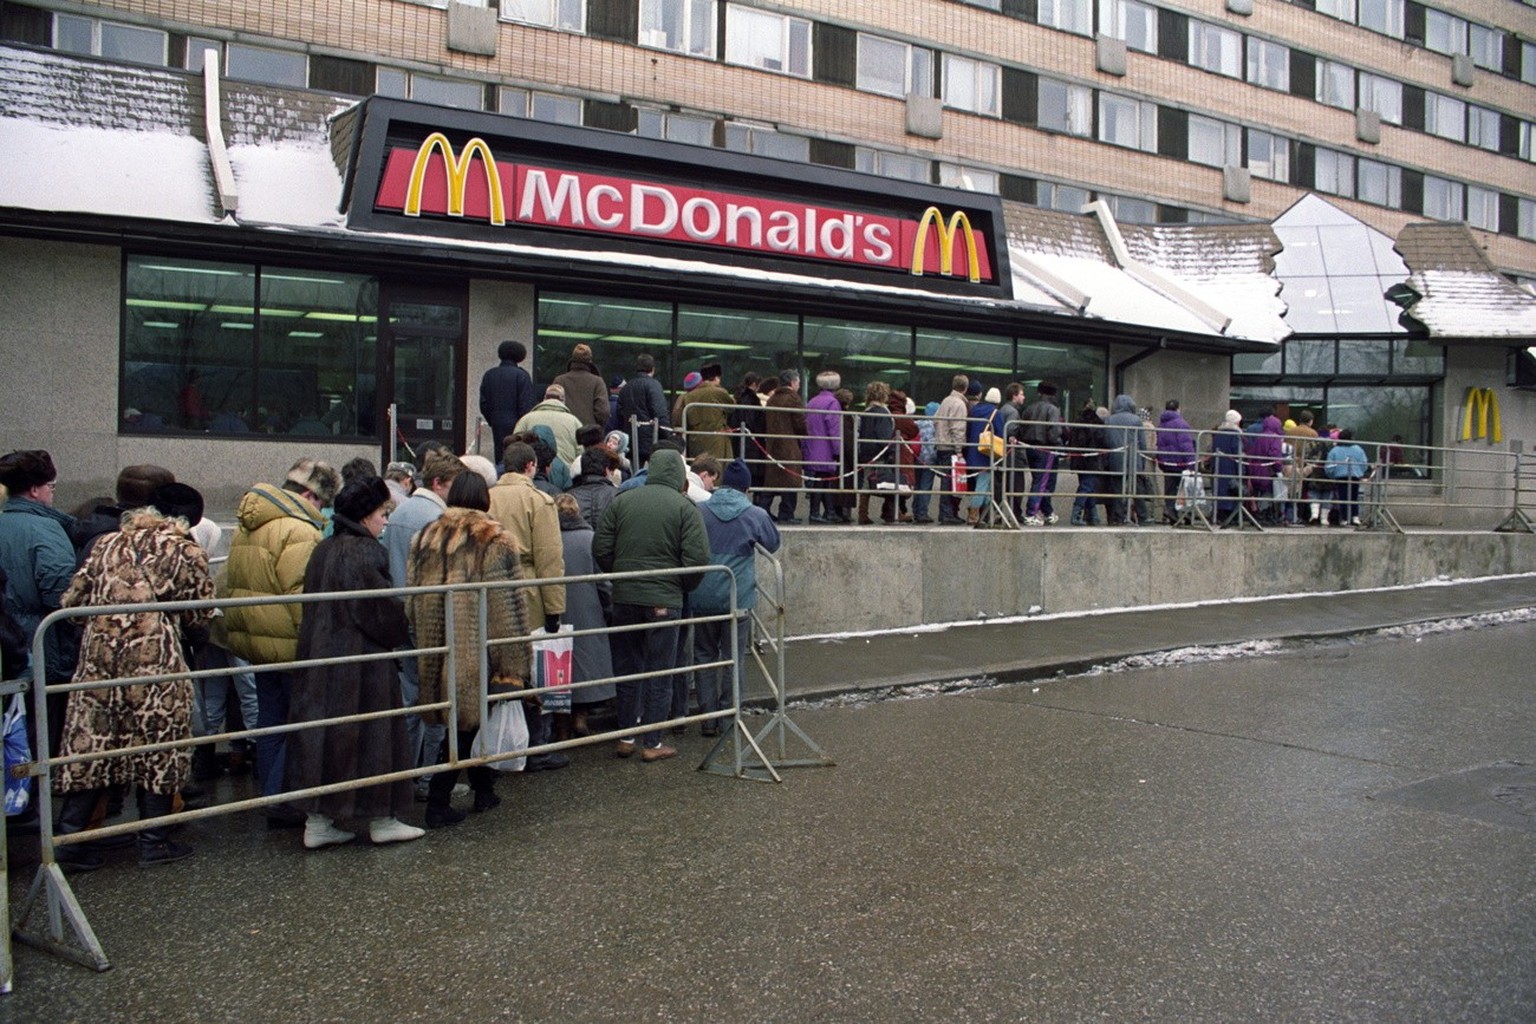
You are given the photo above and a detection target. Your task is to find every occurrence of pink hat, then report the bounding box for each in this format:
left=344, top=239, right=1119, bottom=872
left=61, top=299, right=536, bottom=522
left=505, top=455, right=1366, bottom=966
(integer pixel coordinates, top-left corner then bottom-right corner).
left=682, top=371, right=702, bottom=391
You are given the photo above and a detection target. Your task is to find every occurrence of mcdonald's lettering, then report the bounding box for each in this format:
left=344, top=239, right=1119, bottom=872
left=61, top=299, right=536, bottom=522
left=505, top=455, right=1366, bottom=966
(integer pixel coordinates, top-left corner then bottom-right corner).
left=373, top=137, right=994, bottom=282
left=1460, top=387, right=1502, bottom=443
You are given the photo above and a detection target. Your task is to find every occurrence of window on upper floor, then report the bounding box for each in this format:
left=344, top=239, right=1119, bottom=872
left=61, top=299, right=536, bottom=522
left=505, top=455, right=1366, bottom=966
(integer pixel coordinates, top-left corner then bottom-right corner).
left=1246, top=38, right=1289, bottom=91
left=1039, top=0, right=1092, bottom=36
left=1468, top=23, right=1502, bottom=71
left=855, top=147, right=931, bottom=183
left=1101, top=195, right=1156, bottom=223
left=637, top=108, right=715, bottom=145
left=1520, top=198, right=1536, bottom=242
left=1037, top=78, right=1092, bottom=136
left=725, top=5, right=811, bottom=78
left=1357, top=0, right=1403, bottom=39
left=1097, top=0, right=1157, bottom=54
left=1316, top=59, right=1354, bottom=109
left=1421, top=176, right=1463, bottom=222
left=639, top=0, right=716, bottom=58
left=1424, top=92, right=1465, bottom=143
left=1466, top=107, right=1500, bottom=152
left=723, top=122, right=810, bottom=161
left=54, top=13, right=168, bottom=66
left=225, top=43, right=307, bottom=87
left=942, top=54, right=1001, bottom=117
left=1524, top=42, right=1536, bottom=86
left=1423, top=9, right=1467, bottom=59
left=1038, top=181, right=1091, bottom=212
left=498, top=86, right=582, bottom=123
left=1098, top=93, right=1156, bottom=152
left=937, top=163, right=1000, bottom=193
left=501, top=0, right=584, bottom=32
left=1522, top=122, right=1536, bottom=162
left=1314, top=0, right=1355, bottom=20
left=1314, top=148, right=1354, bottom=198
left=1359, top=73, right=1401, bottom=124
left=956, top=0, right=1002, bottom=10
left=1466, top=186, right=1498, bottom=232
left=1356, top=159, right=1400, bottom=207
left=1189, top=21, right=1241, bottom=78
left=1188, top=113, right=1241, bottom=168
left=856, top=34, right=933, bottom=99
left=379, top=69, right=485, bottom=109
left=1248, top=129, right=1290, bottom=182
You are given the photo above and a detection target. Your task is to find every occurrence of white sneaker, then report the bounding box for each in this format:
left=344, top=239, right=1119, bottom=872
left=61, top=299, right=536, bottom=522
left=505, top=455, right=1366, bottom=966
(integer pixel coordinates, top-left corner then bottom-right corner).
left=369, top=817, right=425, bottom=845
left=303, top=814, right=355, bottom=850
left=1045, top=513, right=1059, bottom=525
left=1351, top=517, right=1362, bottom=526
left=1024, top=514, right=1045, bottom=526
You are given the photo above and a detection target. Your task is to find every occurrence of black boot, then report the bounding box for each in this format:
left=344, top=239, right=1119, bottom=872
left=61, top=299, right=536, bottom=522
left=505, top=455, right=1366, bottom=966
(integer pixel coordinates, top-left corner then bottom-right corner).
left=137, top=790, right=193, bottom=867
left=425, top=767, right=467, bottom=828
left=54, top=790, right=107, bottom=872
left=191, top=742, right=220, bottom=782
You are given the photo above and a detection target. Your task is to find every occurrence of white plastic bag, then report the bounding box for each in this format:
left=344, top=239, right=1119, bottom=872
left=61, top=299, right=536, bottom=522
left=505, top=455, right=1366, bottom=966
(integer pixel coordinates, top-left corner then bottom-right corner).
left=1175, top=469, right=1210, bottom=517
left=470, top=699, right=529, bottom=773
left=531, top=624, right=575, bottom=715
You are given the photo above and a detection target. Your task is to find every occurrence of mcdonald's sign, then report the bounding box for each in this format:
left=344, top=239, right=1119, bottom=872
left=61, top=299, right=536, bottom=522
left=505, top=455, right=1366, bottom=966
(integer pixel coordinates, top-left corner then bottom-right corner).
left=401, top=132, right=507, bottom=226
left=909, top=207, right=981, bottom=284
left=1460, top=387, right=1502, bottom=443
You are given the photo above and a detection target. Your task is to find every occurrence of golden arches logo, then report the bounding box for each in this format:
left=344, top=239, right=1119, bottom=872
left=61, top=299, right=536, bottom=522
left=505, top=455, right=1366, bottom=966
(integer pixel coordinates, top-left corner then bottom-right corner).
left=910, top=207, right=981, bottom=283
left=403, top=133, right=505, bottom=226
left=1460, top=387, right=1502, bottom=443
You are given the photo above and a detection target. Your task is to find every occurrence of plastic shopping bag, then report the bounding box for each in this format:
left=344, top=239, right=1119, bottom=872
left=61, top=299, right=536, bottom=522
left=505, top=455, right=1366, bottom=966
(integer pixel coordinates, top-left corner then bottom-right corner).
left=531, top=624, right=575, bottom=715
left=950, top=454, right=969, bottom=494
left=470, top=699, right=529, bottom=773
left=4, top=693, right=32, bottom=816
left=1174, top=469, right=1210, bottom=517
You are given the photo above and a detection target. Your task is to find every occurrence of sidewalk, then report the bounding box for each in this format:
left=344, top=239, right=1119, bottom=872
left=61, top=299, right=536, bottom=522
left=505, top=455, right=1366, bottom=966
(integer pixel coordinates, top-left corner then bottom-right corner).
left=780, top=573, right=1536, bottom=699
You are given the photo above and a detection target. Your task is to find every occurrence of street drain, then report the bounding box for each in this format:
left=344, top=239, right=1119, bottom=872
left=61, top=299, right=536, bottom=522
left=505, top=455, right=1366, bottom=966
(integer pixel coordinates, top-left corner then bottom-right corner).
left=1372, top=762, right=1536, bottom=834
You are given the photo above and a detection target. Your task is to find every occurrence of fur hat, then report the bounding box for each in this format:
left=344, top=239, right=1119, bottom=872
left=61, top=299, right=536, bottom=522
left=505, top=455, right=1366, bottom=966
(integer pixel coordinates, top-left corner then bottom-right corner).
left=151, top=482, right=204, bottom=525
left=571, top=343, right=593, bottom=363
left=722, top=458, right=752, bottom=493
left=285, top=458, right=341, bottom=507
left=682, top=371, right=702, bottom=391
left=333, top=477, right=391, bottom=524
left=699, top=363, right=722, bottom=380
left=1038, top=381, right=1059, bottom=396
left=983, top=387, right=1002, bottom=404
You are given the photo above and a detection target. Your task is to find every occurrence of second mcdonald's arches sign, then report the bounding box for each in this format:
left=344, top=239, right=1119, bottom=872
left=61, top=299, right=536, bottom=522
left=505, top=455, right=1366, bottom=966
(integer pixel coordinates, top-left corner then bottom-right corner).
left=346, top=99, right=1009, bottom=297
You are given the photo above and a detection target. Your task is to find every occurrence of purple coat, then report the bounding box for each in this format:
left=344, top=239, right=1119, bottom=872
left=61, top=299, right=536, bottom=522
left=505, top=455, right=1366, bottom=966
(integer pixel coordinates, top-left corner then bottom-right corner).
left=1244, top=415, right=1285, bottom=477
left=804, top=389, right=843, bottom=474
left=1155, top=410, right=1197, bottom=468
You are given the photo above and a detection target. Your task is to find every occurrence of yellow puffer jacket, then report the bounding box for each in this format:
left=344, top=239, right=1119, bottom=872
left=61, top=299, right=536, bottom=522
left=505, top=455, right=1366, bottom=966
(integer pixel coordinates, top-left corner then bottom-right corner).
left=221, top=483, right=324, bottom=665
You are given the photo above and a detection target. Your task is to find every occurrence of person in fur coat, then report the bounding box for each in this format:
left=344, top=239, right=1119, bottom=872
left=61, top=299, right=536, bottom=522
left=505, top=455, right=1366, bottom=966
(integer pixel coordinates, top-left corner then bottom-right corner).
left=407, top=472, right=532, bottom=827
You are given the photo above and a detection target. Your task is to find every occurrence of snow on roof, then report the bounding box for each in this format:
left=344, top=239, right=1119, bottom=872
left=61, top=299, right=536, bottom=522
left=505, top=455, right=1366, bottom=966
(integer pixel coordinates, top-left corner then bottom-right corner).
left=1393, top=222, right=1536, bottom=341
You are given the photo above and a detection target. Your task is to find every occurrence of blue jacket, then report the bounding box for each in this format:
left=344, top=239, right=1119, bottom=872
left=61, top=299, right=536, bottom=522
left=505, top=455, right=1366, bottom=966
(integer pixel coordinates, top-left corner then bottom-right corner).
left=0, top=496, right=78, bottom=680
left=479, top=359, right=537, bottom=451
left=1325, top=443, right=1369, bottom=480
left=691, top=487, right=781, bottom=615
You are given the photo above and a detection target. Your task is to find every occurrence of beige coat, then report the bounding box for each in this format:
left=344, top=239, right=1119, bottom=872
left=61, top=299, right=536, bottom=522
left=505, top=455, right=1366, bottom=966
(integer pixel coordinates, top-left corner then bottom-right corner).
left=487, top=473, right=566, bottom=623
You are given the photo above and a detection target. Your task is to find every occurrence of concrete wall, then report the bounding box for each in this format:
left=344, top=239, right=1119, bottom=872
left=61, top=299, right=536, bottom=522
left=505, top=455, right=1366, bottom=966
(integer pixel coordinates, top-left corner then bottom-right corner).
left=465, top=278, right=535, bottom=460
left=1110, top=346, right=1234, bottom=433
left=774, top=527, right=1536, bottom=638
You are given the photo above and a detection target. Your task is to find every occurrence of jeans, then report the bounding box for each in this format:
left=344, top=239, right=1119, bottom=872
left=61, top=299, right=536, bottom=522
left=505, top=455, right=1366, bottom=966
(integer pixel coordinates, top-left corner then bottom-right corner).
left=912, top=463, right=935, bottom=520
left=398, top=639, right=446, bottom=773
left=1025, top=448, right=1057, bottom=517
left=254, top=669, right=292, bottom=798
left=610, top=604, right=681, bottom=748
left=692, top=613, right=750, bottom=721
left=1071, top=471, right=1100, bottom=522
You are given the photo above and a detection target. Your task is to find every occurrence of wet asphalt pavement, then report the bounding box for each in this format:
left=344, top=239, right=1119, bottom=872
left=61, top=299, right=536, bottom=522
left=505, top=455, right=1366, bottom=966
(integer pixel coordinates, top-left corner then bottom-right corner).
left=4, top=579, right=1534, bottom=1022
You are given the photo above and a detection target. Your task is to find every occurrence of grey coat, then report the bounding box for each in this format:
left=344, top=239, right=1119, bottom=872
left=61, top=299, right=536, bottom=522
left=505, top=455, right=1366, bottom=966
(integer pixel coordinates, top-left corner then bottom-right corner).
left=558, top=511, right=614, bottom=704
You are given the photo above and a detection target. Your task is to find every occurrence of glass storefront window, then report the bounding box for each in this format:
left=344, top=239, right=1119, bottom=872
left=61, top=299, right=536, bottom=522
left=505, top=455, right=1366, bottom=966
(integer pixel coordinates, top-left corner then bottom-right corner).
left=1337, top=338, right=1390, bottom=376
left=536, top=293, right=673, bottom=394
left=122, top=257, right=380, bottom=437
left=678, top=306, right=799, bottom=396
left=1285, top=338, right=1335, bottom=376
left=1012, top=339, right=1104, bottom=421
left=910, top=328, right=1012, bottom=406
left=1390, top=339, right=1445, bottom=376
left=805, top=318, right=913, bottom=399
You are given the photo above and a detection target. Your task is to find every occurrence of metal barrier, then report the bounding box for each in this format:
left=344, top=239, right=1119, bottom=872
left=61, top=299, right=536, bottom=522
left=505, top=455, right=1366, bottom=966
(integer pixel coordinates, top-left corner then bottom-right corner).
left=9, top=560, right=829, bottom=979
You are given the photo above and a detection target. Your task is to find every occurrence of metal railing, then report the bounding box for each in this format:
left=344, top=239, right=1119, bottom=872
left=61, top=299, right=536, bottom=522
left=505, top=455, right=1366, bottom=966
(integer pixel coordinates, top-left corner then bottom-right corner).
left=8, top=557, right=828, bottom=981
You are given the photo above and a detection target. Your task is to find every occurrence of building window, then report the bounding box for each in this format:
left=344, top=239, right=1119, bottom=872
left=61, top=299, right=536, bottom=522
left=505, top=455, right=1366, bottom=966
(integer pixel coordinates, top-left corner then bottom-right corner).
left=377, top=69, right=484, bottom=109
left=1246, top=38, right=1290, bottom=92
left=1314, top=0, right=1355, bottom=20
left=1316, top=59, right=1354, bottom=109
left=1359, top=73, right=1401, bottom=124
left=856, top=34, right=933, bottom=99
left=1038, top=181, right=1091, bottom=212
left=956, top=0, right=1002, bottom=9
left=1097, top=0, right=1157, bottom=53
left=1466, top=107, right=1500, bottom=152
left=1037, top=78, right=1092, bottom=136
left=1098, top=94, right=1156, bottom=152
left=1521, top=122, right=1535, bottom=162
left=1423, top=9, right=1467, bottom=58
left=1356, top=0, right=1403, bottom=38
left=54, top=14, right=168, bottom=66
left=225, top=43, right=307, bottom=87
left=1314, top=148, right=1354, bottom=198
left=723, top=122, right=810, bottom=161
left=1188, top=113, right=1241, bottom=168
left=938, top=163, right=1000, bottom=193
left=1524, top=42, right=1536, bottom=86
left=1468, top=24, right=1502, bottom=71
left=1189, top=21, right=1241, bottom=78
left=1520, top=198, right=1536, bottom=242
left=1038, top=0, right=1092, bottom=36
left=1424, top=93, right=1465, bottom=143
left=636, top=108, right=715, bottom=145
left=855, top=147, right=930, bottom=182
left=941, top=54, right=1001, bottom=116
left=500, top=0, right=584, bottom=31
left=498, top=87, right=582, bottom=123
left=122, top=256, right=380, bottom=438
left=1356, top=159, right=1400, bottom=207
left=1248, top=129, right=1290, bottom=182
left=1466, top=186, right=1498, bottom=231
left=1421, top=176, right=1463, bottom=221
left=725, top=5, right=811, bottom=78
left=1101, top=195, right=1156, bottom=223
left=639, top=0, right=716, bottom=58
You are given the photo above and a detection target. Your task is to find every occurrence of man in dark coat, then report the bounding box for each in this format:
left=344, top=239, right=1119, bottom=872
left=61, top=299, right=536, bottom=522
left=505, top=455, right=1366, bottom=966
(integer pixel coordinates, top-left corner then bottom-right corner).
left=613, top=353, right=671, bottom=468
left=762, top=370, right=808, bottom=522
left=552, top=342, right=609, bottom=429
left=479, top=340, right=536, bottom=469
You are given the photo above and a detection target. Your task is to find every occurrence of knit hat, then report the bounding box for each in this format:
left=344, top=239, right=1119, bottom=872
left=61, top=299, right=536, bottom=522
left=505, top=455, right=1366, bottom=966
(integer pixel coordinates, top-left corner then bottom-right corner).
left=1096, top=406, right=1109, bottom=419
left=333, top=477, right=391, bottom=524
left=983, top=387, right=1001, bottom=404
left=458, top=454, right=498, bottom=487
left=722, top=458, right=752, bottom=493
left=682, top=371, right=702, bottom=391
left=925, top=401, right=940, bottom=416
left=604, top=430, right=630, bottom=456
left=1224, top=409, right=1242, bottom=426
left=1283, top=418, right=1297, bottom=430
left=965, top=380, right=982, bottom=398
left=151, top=482, right=204, bottom=526
left=285, top=458, right=341, bottom=507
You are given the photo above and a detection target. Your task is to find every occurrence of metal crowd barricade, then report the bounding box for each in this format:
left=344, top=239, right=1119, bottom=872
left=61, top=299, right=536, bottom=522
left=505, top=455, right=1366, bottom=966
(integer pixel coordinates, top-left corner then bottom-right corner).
left=10, top=561, right=829, bottom=981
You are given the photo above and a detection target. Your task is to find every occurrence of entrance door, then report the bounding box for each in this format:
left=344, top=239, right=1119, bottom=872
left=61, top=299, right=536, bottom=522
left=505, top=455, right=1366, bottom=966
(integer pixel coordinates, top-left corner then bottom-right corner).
left=378, top=280, right=467, bottom=466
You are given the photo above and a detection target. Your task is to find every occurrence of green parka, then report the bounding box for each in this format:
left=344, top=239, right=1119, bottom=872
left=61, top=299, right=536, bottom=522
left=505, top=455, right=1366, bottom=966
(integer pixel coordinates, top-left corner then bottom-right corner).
left=591, top=449, right=710, bottom=608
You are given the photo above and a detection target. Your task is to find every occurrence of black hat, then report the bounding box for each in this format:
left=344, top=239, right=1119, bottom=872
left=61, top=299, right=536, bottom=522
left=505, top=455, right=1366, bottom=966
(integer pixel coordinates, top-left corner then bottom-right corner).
left=333, top=477, right=391, bottom=524
left=699, top=363, right=722, bottom=380
left=152, top=482, right=205, bottom=526
left=723, top=459, right=752, bottom=493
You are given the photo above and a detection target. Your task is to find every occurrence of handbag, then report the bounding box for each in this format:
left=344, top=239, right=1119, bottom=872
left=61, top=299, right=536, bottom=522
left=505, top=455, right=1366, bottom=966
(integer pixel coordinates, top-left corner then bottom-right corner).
left=531, top=624, right=575, bottom=715
left=470, top=699, right=530, bottom=772
left=4, top=693, right=32, bottom=816
left=978, top=411, right=1006, bottom=459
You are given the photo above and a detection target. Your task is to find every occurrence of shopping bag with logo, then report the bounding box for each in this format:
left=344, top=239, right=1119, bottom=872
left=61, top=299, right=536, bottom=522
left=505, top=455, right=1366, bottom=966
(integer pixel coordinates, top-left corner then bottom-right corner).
left=531, top=623, right=575, bottom=715
left=470, top=698, right=530, bottom=772
left=950, top=454, right=969, bottom=494
left=4, top=693, right=32, bottom=816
